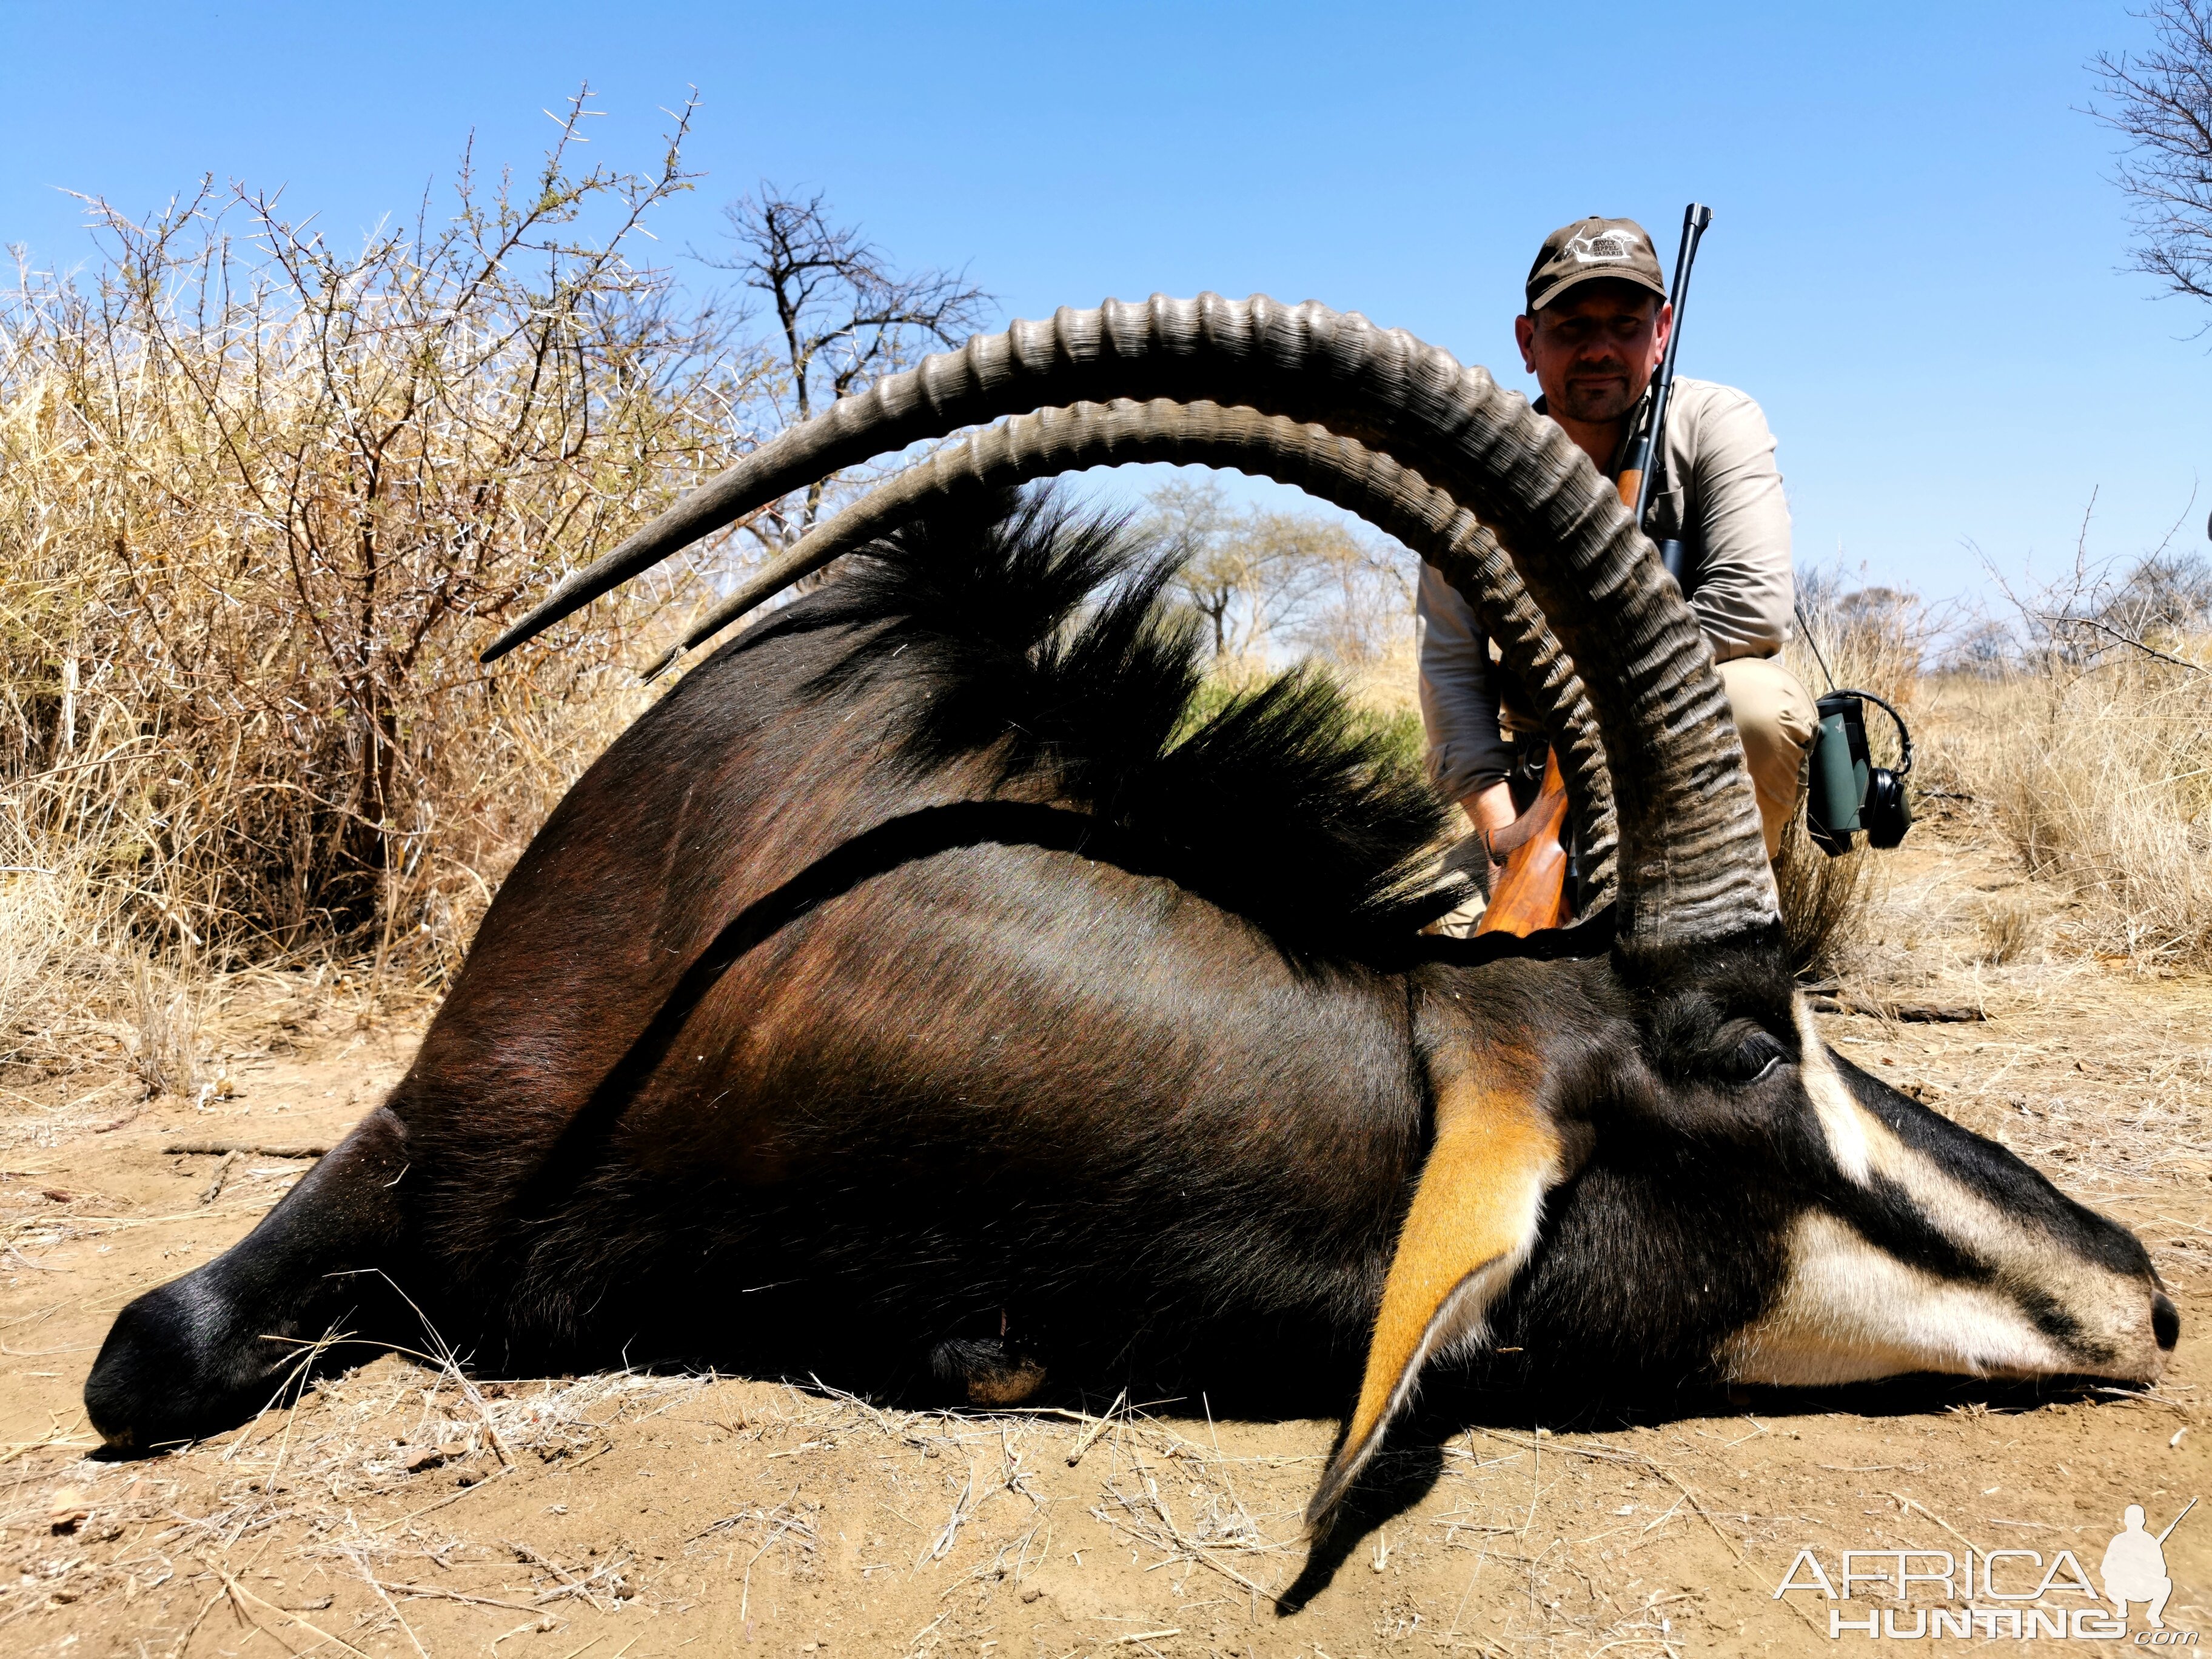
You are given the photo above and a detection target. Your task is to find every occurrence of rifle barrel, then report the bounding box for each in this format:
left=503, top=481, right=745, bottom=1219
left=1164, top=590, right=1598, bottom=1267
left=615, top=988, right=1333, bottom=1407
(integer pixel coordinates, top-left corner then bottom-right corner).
left=2156, top=1495, right=2197, bottom=1544
left=1630, top=203, right=1713, bottom=531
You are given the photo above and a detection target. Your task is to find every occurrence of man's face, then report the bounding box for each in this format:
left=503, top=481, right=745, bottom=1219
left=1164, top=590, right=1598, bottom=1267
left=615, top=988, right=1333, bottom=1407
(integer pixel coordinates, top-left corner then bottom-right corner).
left=1514, top=282, right=1672, bottom=427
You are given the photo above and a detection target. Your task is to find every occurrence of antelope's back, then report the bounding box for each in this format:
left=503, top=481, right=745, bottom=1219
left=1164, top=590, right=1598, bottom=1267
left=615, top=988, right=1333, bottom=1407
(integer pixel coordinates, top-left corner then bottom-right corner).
left=383, top=578, right=1429, bottom=1387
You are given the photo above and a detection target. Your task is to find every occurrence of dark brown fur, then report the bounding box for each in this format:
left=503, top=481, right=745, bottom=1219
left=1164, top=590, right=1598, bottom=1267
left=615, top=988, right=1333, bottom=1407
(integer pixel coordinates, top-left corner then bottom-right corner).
left=85, top=492, right=2173, bottom=1456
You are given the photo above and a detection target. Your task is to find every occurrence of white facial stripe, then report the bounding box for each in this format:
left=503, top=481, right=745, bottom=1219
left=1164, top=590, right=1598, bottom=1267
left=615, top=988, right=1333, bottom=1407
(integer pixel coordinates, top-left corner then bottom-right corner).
left=1726, top=1212, right=2073, bottom=1386
left=1794, top=996, right=1875, bottom=1185
left=1797, top=991, right=2090, bottom=1279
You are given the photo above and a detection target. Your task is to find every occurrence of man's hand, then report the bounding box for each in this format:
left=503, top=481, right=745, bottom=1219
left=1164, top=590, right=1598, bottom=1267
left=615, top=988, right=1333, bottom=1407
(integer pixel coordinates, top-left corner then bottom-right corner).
left=1461, top=782, right=1517, bottom=860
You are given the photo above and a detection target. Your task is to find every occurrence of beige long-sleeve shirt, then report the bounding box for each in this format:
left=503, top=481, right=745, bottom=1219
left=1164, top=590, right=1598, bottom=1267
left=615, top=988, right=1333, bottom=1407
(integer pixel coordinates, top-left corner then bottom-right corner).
left=1416, top=376, right=1794, bottom=801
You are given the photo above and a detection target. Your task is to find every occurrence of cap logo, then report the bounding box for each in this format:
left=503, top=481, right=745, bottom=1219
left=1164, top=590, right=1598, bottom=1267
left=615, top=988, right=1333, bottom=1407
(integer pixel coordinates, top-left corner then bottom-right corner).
left=1567, top=230, right=1640, bottom=265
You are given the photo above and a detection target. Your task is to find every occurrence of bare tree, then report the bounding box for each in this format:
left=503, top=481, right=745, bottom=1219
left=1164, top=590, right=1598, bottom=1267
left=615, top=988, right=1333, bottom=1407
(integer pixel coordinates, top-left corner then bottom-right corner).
left=1146, top=480, right=1245, bottom=656
left=1144, top=478, right=1404, bottom=665
left=2091, top=1, right=2212, bottom=309
left=2, top=89, right=753, bottom=960
left=1974, top=491, right=2211, bottom=676
left=1292, top=521, right=1414, bottom=668
left=699, top=188, right=991, bottom=546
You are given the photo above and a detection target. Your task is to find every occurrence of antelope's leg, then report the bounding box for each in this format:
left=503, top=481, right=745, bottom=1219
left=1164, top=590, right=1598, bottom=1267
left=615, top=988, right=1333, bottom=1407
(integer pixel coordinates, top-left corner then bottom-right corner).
left=1305, top=1072, right=1563, bottom=1530
left=84, top=1106, right=414, bottom=1450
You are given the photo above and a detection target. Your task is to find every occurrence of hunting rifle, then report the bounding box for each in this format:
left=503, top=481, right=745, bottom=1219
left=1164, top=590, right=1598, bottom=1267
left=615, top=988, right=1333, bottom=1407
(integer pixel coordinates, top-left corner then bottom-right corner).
left=1478, top=203, right=1712, bottom=938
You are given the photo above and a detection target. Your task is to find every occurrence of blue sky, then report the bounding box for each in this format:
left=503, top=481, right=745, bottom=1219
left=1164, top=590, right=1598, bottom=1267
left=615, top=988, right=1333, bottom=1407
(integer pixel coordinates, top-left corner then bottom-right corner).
left=3, top=1, right=2203, bottom=603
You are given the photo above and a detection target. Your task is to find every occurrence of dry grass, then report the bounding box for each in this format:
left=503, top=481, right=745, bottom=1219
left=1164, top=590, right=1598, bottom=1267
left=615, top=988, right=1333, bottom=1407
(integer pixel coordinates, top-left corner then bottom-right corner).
left=1771, top=816, right=1877, bottom=979
left=1930, top=659, right=2212, bottom=967
left=1772, top=567, right=1921, bottom=978
left=1, top=102, right=766, bottom=1084
left=0, top=1352, right=706, bottom=1648
left=1781, top=555, right=2212, bottom=976
left=0, top=1350, right=1739, bottom=1655
left=0, top=1333, right=1303, bottom=1654
left=1971, top=890, right=2039, bottom=967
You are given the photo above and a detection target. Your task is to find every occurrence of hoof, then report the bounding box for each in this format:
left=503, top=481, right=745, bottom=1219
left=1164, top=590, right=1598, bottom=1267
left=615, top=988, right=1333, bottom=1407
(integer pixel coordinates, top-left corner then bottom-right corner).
left=967, top=1357, right=1047, bottom=1406
left=85, top=1271, right=267, bottom=1451
left=928, top=1336, right=1046, bottom=1406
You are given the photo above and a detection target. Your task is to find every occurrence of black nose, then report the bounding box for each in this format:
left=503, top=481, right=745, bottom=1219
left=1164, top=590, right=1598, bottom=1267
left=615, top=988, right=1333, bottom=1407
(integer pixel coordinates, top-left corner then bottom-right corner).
left=85, top=1270, right=267, bottom=1452
left=2153, top=1292, right=2180, bottom=1352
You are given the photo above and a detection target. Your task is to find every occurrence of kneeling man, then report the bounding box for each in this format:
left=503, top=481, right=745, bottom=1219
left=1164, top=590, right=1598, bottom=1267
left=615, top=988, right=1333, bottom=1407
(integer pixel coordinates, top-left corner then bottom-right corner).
left=1421, top=215, right=1814, bottom=881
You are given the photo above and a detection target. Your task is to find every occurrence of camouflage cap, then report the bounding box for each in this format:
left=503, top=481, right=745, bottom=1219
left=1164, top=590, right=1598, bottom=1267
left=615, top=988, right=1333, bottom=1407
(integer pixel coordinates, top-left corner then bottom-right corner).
left=1524, top=216, right=1667, bottom=313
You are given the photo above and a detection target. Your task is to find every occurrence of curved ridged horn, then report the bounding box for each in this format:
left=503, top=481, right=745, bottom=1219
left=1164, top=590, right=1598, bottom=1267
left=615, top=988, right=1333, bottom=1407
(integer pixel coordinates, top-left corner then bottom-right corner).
left=644, top=398, right=1618, bottom=908
left=489, top=295, right=1772, bottom=946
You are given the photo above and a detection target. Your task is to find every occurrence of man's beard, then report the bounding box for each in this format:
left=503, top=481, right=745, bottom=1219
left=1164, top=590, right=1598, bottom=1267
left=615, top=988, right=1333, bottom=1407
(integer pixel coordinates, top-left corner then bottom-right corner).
left=1552, top=374, right=1638, bottom=425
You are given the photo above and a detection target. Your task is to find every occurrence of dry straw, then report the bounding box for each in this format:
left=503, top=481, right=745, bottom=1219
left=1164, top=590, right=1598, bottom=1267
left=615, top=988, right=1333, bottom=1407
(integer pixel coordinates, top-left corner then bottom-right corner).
left=1958, top=533, right=2212, bottom=968
left=1, top=95, right=764, bottom=1076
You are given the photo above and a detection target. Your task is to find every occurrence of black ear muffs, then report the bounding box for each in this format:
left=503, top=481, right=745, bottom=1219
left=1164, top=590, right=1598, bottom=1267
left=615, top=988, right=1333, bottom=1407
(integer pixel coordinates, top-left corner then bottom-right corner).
left=1806, top=689, right=1914, bottom=857
left=1862, top=760, right=1912, bottom=848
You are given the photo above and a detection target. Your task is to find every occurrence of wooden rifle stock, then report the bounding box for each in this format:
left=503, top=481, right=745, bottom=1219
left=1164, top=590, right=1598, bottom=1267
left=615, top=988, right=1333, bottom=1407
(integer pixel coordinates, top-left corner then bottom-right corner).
left=1473, top=749, right=1571, bottom=937
left=1471, top=468, right=1635, bottom=939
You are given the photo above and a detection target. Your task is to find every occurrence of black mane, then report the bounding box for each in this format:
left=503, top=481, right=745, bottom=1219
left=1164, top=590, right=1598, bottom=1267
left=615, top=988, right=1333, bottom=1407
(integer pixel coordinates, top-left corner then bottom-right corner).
left=757, top=486, right=1468, bottom=957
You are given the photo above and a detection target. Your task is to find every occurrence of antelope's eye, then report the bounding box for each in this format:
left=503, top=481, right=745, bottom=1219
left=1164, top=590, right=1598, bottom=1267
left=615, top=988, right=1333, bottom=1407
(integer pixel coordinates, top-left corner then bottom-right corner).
left=1718, top=1031, right=1790, bottom=1086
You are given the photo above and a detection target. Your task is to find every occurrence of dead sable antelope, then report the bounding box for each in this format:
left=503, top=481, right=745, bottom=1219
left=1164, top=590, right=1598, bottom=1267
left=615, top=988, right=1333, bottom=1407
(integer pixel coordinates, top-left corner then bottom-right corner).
left=86, top=296, right=2177, bottom=1529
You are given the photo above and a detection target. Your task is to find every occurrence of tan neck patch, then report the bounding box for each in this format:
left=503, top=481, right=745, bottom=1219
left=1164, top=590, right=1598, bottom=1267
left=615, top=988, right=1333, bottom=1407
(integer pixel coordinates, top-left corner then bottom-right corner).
left=1307, top=1054, right=1563, bottom=1532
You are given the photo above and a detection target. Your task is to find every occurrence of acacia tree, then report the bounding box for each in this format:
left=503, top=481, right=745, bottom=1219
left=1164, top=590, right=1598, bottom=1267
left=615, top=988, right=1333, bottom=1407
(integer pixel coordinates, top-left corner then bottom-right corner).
left=1144, top=478, right=1406, bottom=665
left=2091, top=1, right=2212, bottom=309
left=698, top=188, right=990, bottom=548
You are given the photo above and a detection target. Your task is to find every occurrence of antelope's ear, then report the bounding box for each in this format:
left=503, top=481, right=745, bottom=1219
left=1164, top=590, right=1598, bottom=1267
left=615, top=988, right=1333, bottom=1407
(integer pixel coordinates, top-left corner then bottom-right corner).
left=1305, top=1064, right=1566, bottom=1535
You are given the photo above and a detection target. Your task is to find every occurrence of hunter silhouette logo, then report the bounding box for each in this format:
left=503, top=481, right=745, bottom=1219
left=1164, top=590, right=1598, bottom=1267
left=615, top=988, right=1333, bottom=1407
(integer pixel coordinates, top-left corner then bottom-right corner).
left=2104, top=1500, right=2194, bottom=1631
left=1774, top=1493, right=2199, bottom=1641
left=1567, top=229, right=1642, bottom=264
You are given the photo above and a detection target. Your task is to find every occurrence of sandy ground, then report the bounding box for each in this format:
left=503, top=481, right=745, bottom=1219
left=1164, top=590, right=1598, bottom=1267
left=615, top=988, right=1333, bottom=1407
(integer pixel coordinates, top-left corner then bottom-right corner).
left=1, top=820, right=2207, bottom=1657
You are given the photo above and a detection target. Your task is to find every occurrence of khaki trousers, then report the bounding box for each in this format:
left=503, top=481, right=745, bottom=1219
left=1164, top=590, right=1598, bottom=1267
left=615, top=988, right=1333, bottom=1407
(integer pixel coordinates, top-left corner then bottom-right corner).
left=1716, top=654, right=1817, bottom=858
left=1426, top=653, right=1815, bottom=936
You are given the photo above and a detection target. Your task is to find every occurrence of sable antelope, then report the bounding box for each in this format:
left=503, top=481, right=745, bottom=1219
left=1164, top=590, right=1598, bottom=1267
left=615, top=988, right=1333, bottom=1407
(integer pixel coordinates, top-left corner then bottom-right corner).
left=85, top=297, right=2177, bottom=1532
